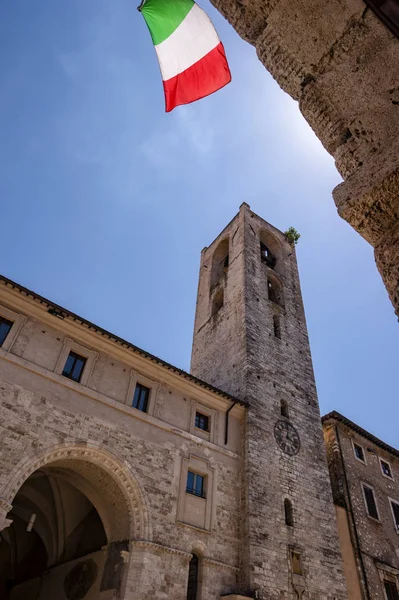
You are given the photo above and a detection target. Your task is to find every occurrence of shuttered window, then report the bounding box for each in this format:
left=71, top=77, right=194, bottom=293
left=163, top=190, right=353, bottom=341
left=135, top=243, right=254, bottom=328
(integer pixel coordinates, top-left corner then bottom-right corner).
left=384, top=580, right=399, bottom=600
left=363, top=484, right=379, bottom=520
left=390, top=500, right=399, bottom=532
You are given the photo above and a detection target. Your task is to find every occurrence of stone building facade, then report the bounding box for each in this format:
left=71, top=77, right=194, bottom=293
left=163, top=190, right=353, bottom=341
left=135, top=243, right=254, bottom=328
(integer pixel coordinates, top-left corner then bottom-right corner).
left=0, top=205, right=348, bottom=600
left=208, top=0, right=399, bottom=317
left=323, top=411, right=399, bottom=600
left=0, top=275, right=246, bottom=599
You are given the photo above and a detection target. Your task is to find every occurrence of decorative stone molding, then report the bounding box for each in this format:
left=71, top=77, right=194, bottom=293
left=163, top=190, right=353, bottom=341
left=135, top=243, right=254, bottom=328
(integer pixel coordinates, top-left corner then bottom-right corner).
left=203, top=557, right=240, bottom=572
left=0, top=443, right=151, bottom=541
left=54, top=337, right=98, bottom=387
left=0, top=304, right=27, bottom=353
left=131, top=540, right=192, bottom=560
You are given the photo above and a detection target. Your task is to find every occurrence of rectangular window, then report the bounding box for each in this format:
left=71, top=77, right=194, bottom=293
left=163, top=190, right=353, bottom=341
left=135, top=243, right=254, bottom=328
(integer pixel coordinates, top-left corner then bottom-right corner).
left=195, top=412, right=209, bottom=432
left=381, top=459, right=393, bottom=478
left=291, top=551, right=302, bottom=576
left=384, top=580, right=399, bottom=600
left=354, top=442, right=365, bottom=463
left=363, top=484, right=379, bottom=520
left=390, top=500, right=399, bottom=533
left=0, top=316, right=13, bottom=347
left=62, top=351, right=86, bottom=383
left=132, top=383, right=150, bottom=413
left=186, top=471, right=205, bottom=498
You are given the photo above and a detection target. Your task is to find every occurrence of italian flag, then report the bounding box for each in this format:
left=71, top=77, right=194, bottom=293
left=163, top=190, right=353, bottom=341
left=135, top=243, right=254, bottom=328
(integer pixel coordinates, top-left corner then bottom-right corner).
left=140, top=0, right=231, bottom=112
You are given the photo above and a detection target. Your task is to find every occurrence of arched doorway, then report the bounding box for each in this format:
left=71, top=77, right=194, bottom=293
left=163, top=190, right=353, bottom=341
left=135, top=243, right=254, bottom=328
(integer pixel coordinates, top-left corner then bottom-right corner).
left=0, top=467, right=108, bottom=599
left=0, top=446, right=150, bottom=600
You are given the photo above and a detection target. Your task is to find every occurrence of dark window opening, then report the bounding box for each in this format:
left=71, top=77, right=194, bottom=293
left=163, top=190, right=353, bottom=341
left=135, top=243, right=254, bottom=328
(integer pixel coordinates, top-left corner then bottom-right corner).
left=62, top=351, right=86, bottom=383
left=211, top=238, right=229, bottom=286
left=291, top=551, right=302, bottom=575
left=186, top=553, right=199, bottom=600
left=381, top=460, right=393, bottom=478
left=363, top=484, right=379, bottom=520
left=354, top=443, right=365, bottom=462
left=281, top=400, right=289, bottom=418
left=268, top=279, right=283, bottom=306
left=273, top=315, right=281, bottom=339
left=284, top=499, right=293, bottom=526
left=186, top=471, right=205, bottom=498
left=384, top=580, right=399, bottom=600
left=0, top=316, right=13, bottom=347
left=195, top=412, right=209, bottom=432
left=260, top=242, right=276, bottom=269
left=133, top=383, right=150, bottom=412
left=390, top=501, right=399, bottom=532
left=212, top=290, right=224, bottom=316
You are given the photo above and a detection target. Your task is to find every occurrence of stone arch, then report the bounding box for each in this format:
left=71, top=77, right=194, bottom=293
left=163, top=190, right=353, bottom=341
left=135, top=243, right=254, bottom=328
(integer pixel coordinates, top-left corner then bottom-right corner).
left=1, top=442, right=151, bottom=542
left=259, top=229, right=285, bottom=276
left=211, top=237, right=229, bottom=286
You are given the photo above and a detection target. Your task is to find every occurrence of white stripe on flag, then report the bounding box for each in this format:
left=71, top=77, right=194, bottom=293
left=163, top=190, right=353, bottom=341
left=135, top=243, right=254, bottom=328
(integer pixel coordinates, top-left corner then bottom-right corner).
left=155, top=3, right=220, bottom=81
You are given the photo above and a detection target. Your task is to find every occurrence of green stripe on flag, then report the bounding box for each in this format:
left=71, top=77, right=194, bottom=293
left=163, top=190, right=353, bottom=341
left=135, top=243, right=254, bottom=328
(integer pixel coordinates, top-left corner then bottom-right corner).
left=141, top=0, right=195, bottom=45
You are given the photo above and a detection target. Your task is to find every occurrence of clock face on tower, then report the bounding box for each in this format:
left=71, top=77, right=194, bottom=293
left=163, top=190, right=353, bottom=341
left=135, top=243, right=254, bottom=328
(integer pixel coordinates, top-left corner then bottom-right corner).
left=274, top=420, right=300, bottom=456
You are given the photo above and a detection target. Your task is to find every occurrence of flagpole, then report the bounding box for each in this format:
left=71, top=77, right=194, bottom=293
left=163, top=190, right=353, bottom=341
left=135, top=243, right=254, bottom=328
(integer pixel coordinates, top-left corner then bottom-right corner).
left=137, top=0, right=146, bottom=11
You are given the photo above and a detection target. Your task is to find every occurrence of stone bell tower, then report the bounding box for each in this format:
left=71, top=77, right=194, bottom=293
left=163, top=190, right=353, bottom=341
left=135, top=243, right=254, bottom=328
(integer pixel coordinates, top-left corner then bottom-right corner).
left=191, top=203, right=347, bottom=600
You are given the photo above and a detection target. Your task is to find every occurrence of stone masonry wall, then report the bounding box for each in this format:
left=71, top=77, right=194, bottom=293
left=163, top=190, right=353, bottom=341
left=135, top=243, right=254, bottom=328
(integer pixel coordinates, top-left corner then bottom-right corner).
left=191, top=204, right=348, bottom=599
left=324, top=419, right=399, bottom=600
left=0, top=285, right=245, bottom=600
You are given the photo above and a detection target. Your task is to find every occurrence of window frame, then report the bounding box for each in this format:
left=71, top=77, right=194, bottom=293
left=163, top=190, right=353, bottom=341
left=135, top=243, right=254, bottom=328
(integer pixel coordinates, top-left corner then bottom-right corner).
left=125, top=371, right=158, bottom=416
left=383, top=579, right=399, bottom=600
left=0, top=305, right=26, bottom=353
left=62, top=350, right=87, bottom=383
left=132, top=382, right=150, bottom=413
left=380, top=457, right=394, bottom=480
left=352, top=440, right=367, bottom=464
left=361, top=483, right=380, bottom=521
left=177, top=454, right=215, bottom=531
left=190, top=402, right=216, bottom=443
left=186, top=471, right=206, bottom=499
left=389, top=498, right=399, bottom=534
left=55, top=338, right=98, bottom=387
left=195, top=412, right=210, bottom=432
left=0, top=316, right=14, bottom=348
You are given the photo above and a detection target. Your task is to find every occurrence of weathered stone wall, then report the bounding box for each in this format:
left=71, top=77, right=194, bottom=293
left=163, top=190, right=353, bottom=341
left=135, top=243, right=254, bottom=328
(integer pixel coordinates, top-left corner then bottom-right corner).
left=0, top=281, right=245, bottom=600
left=324, top=419, right=399, bottom=600
left=191, top=203, right=348, bottom=599
left=210, top=0, right=399, bottom=317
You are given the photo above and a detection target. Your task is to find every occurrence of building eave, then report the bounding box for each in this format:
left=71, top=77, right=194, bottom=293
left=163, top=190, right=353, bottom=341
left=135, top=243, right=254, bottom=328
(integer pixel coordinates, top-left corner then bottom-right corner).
left=322, top=410, right=399, bottom=459
left=0, top=274, right=248, bottom=408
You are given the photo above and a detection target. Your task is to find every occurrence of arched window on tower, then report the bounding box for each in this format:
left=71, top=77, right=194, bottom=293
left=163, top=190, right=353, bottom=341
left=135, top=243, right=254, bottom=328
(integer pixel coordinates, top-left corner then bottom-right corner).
left=212, top=289, right=224, bottom=316
left=260, top=242, right=276, bottom=269
left=211, top=238, right=229, bottom=286
left=187, top=553, right=199, bottom=600
left=280, top=399, right=289, bottom=418
left=268, top=278, right=283, bottom=306
left=284, top=498, right=294, bottom=527
left=259, top=229, right=284, bottom=276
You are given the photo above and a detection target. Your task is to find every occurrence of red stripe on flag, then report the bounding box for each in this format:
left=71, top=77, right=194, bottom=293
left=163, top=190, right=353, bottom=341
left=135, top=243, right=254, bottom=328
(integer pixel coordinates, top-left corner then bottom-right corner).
left=163, top=42, right=231, bottom=112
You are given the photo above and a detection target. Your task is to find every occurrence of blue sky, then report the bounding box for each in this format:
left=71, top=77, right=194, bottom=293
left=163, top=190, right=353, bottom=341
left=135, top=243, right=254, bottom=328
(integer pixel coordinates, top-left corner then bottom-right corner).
left=1, top=1, right=398, bottom=447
